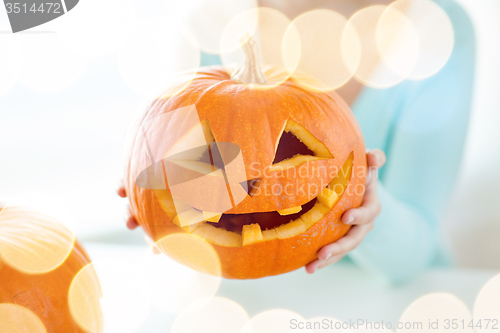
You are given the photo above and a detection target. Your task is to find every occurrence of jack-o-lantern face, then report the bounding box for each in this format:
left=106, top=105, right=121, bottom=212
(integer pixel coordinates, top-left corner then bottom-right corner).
left=125, top=64, right=366, bottom=279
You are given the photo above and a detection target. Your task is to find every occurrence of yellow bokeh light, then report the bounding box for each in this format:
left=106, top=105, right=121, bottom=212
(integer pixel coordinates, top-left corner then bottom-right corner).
left=398, top=292, right=471, bottom=333
left=346, top=5, right=419, bottom=88
left=0, top=303, right=47, bottom=333
left=220, top=7, right=301, bottom=86
left=172, top=297, right=249, bottom=333
left=154, top=233, right=222, bottom=277
left=241, top=309, right=308, bottom=333
left=283, top=9, right=360, bottom=92
left=0, top=206, right=75, bottom=275
left=184, top=0, right=258, bottom=54
left=473, top=273, right=500, bottom=333
left=68, top=263, right=104, bottom=333
left=388, top=0, right=454, bottom=80
left=141, top=246, right=221, bottom=314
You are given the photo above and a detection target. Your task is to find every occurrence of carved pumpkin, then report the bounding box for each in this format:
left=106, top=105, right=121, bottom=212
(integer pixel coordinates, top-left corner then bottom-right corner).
left=0, top=206, right=103, bottom=332
left=124, top=38, right=367, bottom=279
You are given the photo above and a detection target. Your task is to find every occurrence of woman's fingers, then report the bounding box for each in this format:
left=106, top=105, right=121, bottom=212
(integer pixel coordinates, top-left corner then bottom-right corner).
left=307, top=223, right=375, bottom=273
left=126, top=216, right=139, bottom=230
left=117, top=180, right=127, bottom=198
left=317, top=223, right=373, bottom=260
left=117, top=180, right=138, bottom=229
left=306, top=149, right=385, bottom=273
left=367, top=149, right=386, bottom=168
left=341, top=167, right=381, bottom=225
left=305, top=253, right=344, bottom=274
left=125, top=204, right=139, bottom=229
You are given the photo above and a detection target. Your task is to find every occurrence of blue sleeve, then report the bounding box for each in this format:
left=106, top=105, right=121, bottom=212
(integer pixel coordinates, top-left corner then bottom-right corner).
left=347, top=0, right=475, bottom=284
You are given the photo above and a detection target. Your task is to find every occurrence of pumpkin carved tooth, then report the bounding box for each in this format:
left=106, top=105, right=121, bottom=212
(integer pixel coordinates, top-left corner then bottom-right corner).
left=277, top=205, right=302, bottom=215
left=298, top=201, right=331, bottom=228
left=276, top=219, right=307, bottom=239
left=262, top=228, right=279, bottom=241
left=203, top=211, right=222, bottom=222
left=317, top=188, right=340, bottom=209
left=172, top=208, right=203, bottom=227
left=242, top=224, right=263, bottom=246
left=192, top=223, right=242, bottom=247
left=182, top=221, right=202, bottom=233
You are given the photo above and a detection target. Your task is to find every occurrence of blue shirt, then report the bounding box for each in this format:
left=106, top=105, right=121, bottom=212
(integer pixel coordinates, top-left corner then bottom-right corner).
left=201, top=0, right=475, bottom=284
left=348, top=0, right=475, bottom=284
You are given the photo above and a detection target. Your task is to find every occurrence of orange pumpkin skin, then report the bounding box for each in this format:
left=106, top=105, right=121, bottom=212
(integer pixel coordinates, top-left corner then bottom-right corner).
left=124, top=66, right=367, bottom=279
left=0, top=225, right=92, bottom=332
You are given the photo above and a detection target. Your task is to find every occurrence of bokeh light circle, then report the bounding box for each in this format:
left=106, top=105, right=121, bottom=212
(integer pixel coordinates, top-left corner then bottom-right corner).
left=117, top=22, right=200, bottom=97
left=473, top=273, right=500, bottom=333
left=9, top=34, right=87, bottom=93
left=346, top=5, right=419, bottom=88
left=68, top=263, right=104, bottom=333
left=388, top=0, right=454, bottom=80
left=0, top=303, right=47, bottom=333
left=171, top=297, right=249, bottom=333
left=2, top=192, right=78, bottom=235
left=398, top=292, right=471, bottom=333
left=377, top=6, right=420, bottom=79
left=141, top=245, right=221, bottom=314
left=220, top=7, right=301, bottom=86
left=241, top=308, right=309, bottom=333
left=184, top=0, right=257, bottom=54
left=0, top=206, right=76, bottom=274
left=283, top=9, right=360, bottom=92
left=154, top=233, right=222, bottom=277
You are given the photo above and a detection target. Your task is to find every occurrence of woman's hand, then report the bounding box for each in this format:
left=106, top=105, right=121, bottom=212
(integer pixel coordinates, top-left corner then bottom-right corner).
left=116, top=182, right=139, bottom=230
left=305, top=149, right=386, bottom=274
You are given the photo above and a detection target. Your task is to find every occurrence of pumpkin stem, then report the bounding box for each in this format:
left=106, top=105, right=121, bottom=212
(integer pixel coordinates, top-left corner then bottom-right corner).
left=231, top=35, right=267, bottom=85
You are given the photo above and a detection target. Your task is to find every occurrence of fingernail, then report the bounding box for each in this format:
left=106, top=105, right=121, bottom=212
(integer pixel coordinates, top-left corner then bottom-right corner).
left=345, top=215, right=354, bottom=224
left=324, top=252, right=332, bottom=260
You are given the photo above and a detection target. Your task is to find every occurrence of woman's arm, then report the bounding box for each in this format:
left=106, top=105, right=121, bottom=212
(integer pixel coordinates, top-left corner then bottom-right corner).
left=348, top=2, right=476, bottom=283
left=310, top=0, right=475, bottom=283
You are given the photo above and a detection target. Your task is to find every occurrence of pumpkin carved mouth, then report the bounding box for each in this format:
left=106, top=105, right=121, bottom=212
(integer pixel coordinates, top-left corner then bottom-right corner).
left=152, top=152, right=353, bottom=248
left=144, top=114, right=354, bottom=248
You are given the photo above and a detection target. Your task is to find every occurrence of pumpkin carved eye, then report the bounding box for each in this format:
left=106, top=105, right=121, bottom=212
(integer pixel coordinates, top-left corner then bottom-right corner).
left=272, top=131, right=313, bottom=164
left=270, top=119, right=333, bottom=171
